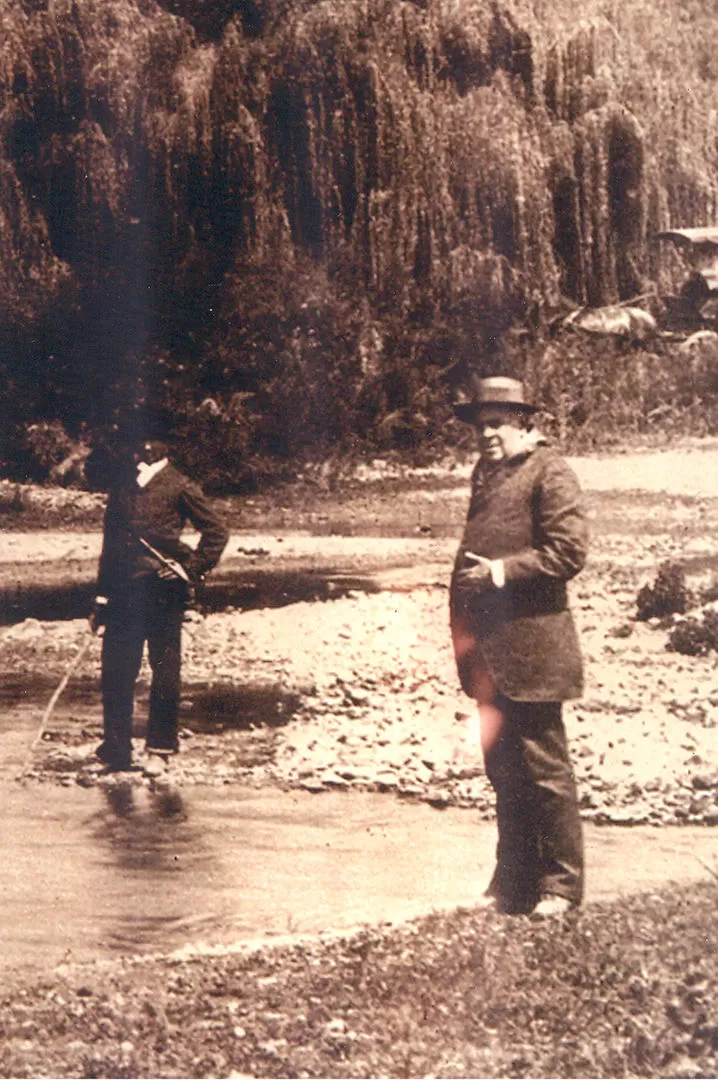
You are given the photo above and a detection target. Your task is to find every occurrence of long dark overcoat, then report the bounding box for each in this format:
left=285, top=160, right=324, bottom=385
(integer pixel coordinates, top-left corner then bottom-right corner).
left=450, top=443, right=588, bottom=702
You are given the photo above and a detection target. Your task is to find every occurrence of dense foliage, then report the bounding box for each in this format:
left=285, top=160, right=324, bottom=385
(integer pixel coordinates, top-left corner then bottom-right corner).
left=2, top=0, right=718, bottom=486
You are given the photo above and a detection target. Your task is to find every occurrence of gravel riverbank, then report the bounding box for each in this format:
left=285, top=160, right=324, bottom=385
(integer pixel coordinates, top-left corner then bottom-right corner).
left=4, top=521, right=718, bottom=827
left=3, top=445, right=718, bottom=824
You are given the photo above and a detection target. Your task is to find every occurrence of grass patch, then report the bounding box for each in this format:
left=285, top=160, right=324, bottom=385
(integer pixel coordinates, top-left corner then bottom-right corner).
left=1, top=881, right=716, bottom=1078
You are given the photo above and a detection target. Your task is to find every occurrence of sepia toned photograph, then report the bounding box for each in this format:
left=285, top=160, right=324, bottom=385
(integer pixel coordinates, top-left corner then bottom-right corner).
left=1, top=0, right=717, bottom=1077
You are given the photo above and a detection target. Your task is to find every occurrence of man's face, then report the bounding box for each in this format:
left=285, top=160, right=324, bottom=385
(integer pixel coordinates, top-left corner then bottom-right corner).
left=134, top=440, right=166, bottom=466
left=475, top=406, right=527, bottom=463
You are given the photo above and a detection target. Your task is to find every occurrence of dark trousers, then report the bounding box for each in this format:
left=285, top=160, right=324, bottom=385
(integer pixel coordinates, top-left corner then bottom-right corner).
left=484, top=696, right=584, bottom=912
left=99, top=577, right=186, bottom=766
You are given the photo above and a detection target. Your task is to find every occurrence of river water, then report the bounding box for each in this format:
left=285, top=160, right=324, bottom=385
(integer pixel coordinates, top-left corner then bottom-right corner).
left=2, top=780, right=494, bottom=981
left=3, top=778, right=717, bottom=988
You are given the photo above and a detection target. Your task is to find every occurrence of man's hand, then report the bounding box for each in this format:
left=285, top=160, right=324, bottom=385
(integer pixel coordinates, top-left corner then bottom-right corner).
left=157, top=562, right=197, bottom=606
left=89, top=597, right=108, bottom=636
left=455, top=551, right=494, bottom=591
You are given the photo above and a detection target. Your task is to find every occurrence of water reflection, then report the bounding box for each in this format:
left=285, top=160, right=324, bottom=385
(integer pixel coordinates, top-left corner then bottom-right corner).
left=86, top=780, right=226, bottom=952
left=3, top=778, right=718, bottom=980
left=200, top=569, right=380, bottom=614
left=90, top=781, right=200, bottom=873
left=102, top=780, right=134, bottom=818
left=102, top=780, right=186, bottom=821
left=0, top=674, right=99, bottom=724
left=0, top=566, right=379, bottom=624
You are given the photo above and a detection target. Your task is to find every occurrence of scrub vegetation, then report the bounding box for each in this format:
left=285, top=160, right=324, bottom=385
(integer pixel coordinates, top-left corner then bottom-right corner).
left=2, top=0, right=718, bottom=487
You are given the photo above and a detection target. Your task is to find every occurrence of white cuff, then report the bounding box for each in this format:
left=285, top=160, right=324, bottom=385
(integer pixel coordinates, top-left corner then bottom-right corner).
left=489, top=560, right=505, bottom=588
left=94, top=595, right=109, bottom=605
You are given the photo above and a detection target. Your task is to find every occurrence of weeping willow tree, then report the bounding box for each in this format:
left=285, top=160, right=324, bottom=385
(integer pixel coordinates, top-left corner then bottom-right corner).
left=1, top=0, right=718, bottom=482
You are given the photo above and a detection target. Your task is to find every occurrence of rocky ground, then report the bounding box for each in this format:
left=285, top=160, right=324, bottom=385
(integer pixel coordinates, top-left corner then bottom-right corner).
left=3, top=449, right=718, bottom=829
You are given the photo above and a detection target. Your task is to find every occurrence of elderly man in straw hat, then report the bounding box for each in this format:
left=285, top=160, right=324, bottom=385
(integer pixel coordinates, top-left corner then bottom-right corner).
left=450, top=375, right=588, bottom=918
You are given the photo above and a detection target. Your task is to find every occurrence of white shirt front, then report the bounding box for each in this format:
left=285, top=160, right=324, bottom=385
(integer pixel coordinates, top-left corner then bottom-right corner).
left=136, top=457, right=168, bottom=488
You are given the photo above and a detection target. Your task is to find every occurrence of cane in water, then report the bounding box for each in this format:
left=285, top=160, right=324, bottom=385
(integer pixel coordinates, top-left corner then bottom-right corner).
left=21, top=631, right=96, bottom=777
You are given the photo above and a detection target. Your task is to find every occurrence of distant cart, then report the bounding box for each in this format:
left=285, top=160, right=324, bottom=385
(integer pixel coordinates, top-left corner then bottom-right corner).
left=562, top=303, right=658, bottom=341
left=559, top=229, right=718, bottom=345
left=656, top=227, right=718, bottom=331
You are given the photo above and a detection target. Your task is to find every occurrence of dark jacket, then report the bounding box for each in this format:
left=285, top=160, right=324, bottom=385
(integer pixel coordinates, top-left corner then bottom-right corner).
left=97, top=463, right=229, bottom=598
left=450, top=443, right=588, bottom=702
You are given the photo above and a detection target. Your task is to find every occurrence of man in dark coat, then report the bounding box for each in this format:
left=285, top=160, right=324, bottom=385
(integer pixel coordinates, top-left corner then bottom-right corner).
left=450, top=376, right=588, bottom=917
left=90, top=419, right=229, bottom=774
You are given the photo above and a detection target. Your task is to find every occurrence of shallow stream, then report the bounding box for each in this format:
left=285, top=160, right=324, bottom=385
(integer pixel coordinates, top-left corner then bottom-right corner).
left=3, top=777, right=718, bottom=988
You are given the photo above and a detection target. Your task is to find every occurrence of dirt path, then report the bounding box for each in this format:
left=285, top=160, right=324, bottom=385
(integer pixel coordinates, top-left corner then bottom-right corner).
left=4, top=436, right=718, bottom=559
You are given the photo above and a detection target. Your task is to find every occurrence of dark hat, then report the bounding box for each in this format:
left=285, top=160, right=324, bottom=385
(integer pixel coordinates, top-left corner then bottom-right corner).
left=114, top=408, right=175, bottom=449
left=453, top=375, right=537, bottom=423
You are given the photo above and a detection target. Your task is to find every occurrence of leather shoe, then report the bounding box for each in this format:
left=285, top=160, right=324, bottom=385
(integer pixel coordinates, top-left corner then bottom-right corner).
left=476, top=893, right=503, bottom=913
left=96, top=742, right=133, bottom=772
left=531, top=895, right=575, bottom=919
left=142, top=753, right=171, bottom=778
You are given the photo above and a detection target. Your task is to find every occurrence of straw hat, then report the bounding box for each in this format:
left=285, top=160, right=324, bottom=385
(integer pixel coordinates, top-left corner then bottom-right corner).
left=453, top=375, right=537, bottom=423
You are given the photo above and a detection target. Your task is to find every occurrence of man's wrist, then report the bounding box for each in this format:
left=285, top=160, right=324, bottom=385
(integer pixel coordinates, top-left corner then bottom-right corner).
left=187, top=557, right=207, bottom=584
left=489, top=560, right=505, bottom=588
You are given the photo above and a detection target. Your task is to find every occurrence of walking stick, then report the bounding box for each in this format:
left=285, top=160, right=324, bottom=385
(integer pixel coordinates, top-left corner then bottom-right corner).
left=21, top=632, right=95, bottom=776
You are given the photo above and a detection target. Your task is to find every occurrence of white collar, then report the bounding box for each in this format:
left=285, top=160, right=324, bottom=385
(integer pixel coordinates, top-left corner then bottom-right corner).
left=136, top=457, right=168, bottom=488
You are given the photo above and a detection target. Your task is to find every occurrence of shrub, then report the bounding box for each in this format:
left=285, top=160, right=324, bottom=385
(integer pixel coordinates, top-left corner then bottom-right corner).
left=22, top=421, right=82, bottom=483
left=636, top=561, right=691, bottom=621
left=668, top=617, right=714, bottom=656
left=668, top=605, right=718, bottom=655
